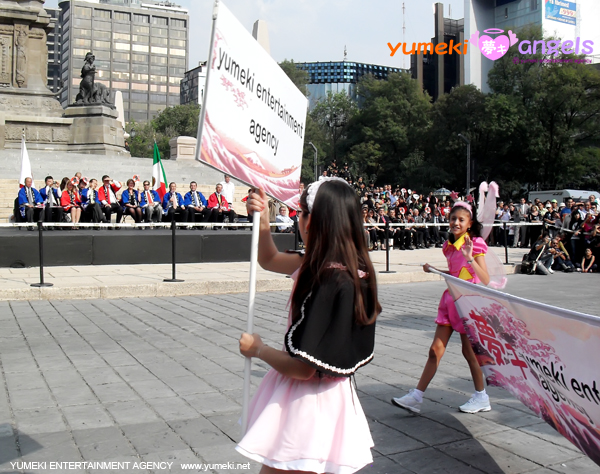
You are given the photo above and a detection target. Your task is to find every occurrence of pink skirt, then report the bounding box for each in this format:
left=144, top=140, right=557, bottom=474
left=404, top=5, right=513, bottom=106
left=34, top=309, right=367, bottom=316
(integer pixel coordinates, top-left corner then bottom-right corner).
left=236, top=369, right=374, bottom=474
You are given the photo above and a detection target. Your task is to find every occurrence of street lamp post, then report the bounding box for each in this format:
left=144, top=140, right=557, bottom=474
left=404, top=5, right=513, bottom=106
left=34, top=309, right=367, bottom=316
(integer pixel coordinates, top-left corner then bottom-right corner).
left=458, top=134, right=471, bottom=197
left=308, top=141, right=318, bottom=182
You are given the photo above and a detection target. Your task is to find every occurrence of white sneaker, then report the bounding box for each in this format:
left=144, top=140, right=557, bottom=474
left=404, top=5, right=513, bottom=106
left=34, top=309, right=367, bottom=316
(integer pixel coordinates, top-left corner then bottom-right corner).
left=548, top=268, right=554, bottom=274
left=459, top=394, right=491, bottom=413
left=391, top=389, right=422, bottom=414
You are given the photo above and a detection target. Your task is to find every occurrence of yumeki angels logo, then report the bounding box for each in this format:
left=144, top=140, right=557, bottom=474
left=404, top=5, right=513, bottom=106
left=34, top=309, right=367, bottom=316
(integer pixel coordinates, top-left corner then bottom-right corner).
left=470, top=28, right=519, bottom=61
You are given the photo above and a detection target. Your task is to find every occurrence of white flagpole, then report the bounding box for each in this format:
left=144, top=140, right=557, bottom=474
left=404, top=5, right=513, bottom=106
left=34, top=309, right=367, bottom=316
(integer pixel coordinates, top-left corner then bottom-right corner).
left=242, top=211, right=260, bottom=434
left=194, top=0, right=219, bottom=162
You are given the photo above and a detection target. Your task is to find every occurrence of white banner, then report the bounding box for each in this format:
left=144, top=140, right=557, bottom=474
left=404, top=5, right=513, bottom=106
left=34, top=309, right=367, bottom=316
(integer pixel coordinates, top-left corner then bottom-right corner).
left=197, top=2, right=307, bottom=208
left=442, top=274, right=600, bottom=467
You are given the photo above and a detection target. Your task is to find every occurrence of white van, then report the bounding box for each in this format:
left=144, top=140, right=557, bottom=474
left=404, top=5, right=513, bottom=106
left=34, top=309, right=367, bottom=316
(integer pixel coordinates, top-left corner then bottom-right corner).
left=528, top=189, right=599, bottom=204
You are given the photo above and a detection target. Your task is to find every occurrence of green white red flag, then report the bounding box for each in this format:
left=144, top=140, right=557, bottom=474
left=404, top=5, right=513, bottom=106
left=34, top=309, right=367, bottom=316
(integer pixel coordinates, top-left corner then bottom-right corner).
left=152, top=142, right=167, bottom=200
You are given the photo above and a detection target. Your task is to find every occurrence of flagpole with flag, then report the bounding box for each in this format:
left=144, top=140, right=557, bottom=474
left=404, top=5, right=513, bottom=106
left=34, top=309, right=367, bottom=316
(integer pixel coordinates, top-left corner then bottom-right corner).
left=19, top=130, right=34, bottom=189
left=152, top=141, right=167, bottom=200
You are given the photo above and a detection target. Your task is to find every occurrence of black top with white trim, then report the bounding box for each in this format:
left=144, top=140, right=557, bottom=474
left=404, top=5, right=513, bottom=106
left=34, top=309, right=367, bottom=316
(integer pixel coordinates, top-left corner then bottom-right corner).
left=285, top=270, right=376, bottom=377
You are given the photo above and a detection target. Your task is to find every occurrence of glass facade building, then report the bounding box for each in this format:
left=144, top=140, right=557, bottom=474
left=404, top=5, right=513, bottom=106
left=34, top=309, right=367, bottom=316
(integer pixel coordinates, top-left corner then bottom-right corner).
left=58, top=0, right=189, bottom=122
left=46, top=8, right=62, bottom=93
left=180, top=62, right=206, bottom=106
left=294, top=61, right=405, bottom=110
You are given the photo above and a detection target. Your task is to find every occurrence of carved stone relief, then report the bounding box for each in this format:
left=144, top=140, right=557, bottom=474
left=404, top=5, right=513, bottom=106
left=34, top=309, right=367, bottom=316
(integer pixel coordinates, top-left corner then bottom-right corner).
left=0, top=34, right=11, bottom=85
left=14, top=24, right=28, bottom=88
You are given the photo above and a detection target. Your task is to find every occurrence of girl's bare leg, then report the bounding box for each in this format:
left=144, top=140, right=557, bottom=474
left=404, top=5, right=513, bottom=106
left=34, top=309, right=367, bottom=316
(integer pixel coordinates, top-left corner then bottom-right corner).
left=460, top=333, right=485, bottom=391
left=416, top=325, right=453, bottom=392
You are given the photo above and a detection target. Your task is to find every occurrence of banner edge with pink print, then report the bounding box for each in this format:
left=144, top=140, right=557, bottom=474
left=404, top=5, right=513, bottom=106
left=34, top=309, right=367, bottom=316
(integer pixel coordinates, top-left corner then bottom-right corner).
left=197, top=1, right=307, bottom=209
left=442, top=274, right=600, bottom=467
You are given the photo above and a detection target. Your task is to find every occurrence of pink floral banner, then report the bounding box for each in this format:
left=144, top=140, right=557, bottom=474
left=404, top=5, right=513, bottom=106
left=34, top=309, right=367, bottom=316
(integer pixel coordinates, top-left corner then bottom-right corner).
left=444, top=275, right=600, bottom=466
left=197, top=2, right=307, bottom=208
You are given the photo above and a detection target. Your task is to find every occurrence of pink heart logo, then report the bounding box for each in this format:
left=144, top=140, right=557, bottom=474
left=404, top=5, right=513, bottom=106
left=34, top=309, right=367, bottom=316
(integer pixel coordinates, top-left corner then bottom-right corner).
left=478, top=35, right=510, bottom=61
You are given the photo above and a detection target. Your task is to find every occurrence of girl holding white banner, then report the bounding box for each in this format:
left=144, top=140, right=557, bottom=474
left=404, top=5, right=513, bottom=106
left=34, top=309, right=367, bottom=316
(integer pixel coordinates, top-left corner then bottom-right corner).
left=237, top=178, right=380, bottom=474
left=392, top=201, right=493, bottom=414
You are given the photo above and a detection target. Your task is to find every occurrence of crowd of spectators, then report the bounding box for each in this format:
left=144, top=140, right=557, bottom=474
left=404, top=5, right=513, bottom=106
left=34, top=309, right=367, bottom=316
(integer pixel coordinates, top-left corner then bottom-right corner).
left=15, top=172, right=241, bottom=230
left=320, top=160, right=600, bottom=273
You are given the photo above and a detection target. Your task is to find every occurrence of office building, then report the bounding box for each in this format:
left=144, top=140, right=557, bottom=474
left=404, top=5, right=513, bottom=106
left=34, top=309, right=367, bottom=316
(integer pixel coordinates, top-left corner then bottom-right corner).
left=294, top=61, right=405, bottom=110
left=465, top=0, right=600, bottom=92
left=46, top=7, right=62, bottom=94
left=411, top=3, right=465, bottom=101
left=58, top=0, right=189, bottom=122
left=180, top=62, right=207, bottom=106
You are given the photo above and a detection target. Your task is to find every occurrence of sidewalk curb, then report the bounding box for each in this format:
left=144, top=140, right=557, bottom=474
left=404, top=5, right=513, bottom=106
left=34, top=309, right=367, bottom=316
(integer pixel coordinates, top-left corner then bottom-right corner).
left=0, top=265, right=519, bottom=301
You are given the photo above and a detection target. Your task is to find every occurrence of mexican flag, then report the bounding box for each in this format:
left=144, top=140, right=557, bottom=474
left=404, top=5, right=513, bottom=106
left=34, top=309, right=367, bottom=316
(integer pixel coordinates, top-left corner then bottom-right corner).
left=152, top=142, right=167, bottom=200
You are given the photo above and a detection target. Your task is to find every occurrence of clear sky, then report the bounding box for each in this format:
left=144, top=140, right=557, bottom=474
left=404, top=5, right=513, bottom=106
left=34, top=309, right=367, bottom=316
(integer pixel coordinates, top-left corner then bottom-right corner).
left=43, top=0, right=465, bottom=70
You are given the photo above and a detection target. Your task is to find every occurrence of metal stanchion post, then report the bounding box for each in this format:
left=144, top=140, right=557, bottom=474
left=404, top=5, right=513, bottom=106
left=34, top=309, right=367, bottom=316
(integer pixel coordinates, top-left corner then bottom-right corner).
left=503, top=222, right=509, bottom=264
left=31, top=221, right=53, bottom=288
left=380, top=221, right=396, bottom=274
left=164, top=218, right=184, bottom=282
left=294, top=219, right=299, bottom=251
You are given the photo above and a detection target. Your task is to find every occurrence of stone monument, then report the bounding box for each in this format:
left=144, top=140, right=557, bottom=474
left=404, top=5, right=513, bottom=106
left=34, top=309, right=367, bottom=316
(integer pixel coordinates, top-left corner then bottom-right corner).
left=0, top=0, right=71, bottom=149
left=63, top=52, right=127, bottom=155
left=0, top=2, right=128, bottom=155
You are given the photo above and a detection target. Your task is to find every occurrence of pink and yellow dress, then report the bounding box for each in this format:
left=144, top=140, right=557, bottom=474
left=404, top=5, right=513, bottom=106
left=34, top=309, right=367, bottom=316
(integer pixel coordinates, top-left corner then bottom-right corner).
left=435, top=234, right=487, bottom=334
left=236, top=269, right=375, bottom=474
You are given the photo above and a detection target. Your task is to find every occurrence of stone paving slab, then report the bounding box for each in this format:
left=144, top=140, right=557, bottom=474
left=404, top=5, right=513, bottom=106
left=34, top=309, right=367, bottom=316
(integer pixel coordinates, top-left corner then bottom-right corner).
left=0, top=273, right=598, bottom=474
left=0, top=247, right=527, bottom=301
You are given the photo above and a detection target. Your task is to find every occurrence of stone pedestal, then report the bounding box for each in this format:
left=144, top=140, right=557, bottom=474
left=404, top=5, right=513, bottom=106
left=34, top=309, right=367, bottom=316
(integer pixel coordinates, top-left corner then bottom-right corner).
left=64, top=105, right=129, bottom=156
left=169, top=136, right=197, bottom=160
left=0, top=0, right=69, bottom=149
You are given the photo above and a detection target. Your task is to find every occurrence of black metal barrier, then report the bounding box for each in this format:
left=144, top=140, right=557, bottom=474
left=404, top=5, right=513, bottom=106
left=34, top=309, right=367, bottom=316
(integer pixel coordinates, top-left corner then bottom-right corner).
left=379, top=221, right=396, bottom=274
left=164, top=218, right=184, bottom=283
left=31, top=221, right=53, bottom=288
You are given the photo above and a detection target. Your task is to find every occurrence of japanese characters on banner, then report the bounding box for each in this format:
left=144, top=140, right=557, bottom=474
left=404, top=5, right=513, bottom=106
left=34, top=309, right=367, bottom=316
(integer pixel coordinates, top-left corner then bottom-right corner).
left=197, top=2, right=308, bottom=208
left=444, top=275, right=600, bottom=466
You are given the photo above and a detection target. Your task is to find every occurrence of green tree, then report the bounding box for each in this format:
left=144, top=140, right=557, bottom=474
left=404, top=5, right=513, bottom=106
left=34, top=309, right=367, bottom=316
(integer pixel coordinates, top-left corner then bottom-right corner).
left=488, top=25, right=600, bottom=190
left=127, top=104, right=201, bottom=159
left=345, top=72, right=432, bottom=184
left=310, top=90, right=358, bottom=166
left=279, top=59, right=309, bottom=97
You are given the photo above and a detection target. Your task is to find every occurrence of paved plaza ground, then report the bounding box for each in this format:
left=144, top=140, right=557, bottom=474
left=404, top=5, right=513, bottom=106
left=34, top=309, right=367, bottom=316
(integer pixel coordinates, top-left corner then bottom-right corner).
left=0, top=273, right=598, bottom=474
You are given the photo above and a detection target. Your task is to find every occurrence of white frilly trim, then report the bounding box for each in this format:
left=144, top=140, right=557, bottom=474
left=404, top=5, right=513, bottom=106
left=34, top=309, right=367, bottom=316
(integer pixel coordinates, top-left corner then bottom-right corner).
left=235, top=446, right=373, bottom=474
left=286, top=292, right=374, bottom=375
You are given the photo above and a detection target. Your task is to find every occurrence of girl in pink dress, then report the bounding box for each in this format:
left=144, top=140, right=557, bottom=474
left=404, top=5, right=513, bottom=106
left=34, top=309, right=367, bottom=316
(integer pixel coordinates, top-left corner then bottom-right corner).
left=391, top=201, right=492, bottom=414
left=238, top=178, right=381, bottom=474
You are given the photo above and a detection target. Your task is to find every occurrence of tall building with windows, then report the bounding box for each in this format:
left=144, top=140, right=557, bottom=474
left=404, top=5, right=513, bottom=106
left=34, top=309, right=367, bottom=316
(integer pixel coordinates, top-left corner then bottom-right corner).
left=411, top=3, right=465, bottom=101
left=46, top=7, right=62, bottom=93
left=180, top=62, right=207, bottom=106
left=58, top=0, right=189, bottom=122
left=465, top=0, right=600, bottom=92
left=294, top=61, right=405, bottom=110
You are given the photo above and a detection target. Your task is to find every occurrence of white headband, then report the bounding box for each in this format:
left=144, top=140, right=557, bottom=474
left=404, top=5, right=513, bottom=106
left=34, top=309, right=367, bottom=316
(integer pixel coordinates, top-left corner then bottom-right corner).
left=306, top=177, right=350, bottom=213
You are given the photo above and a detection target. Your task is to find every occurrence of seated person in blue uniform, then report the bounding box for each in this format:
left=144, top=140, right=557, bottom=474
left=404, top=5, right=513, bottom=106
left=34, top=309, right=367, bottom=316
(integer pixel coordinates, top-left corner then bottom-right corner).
left=162, top=182, right=187, bottom=222
left=39, top=176, right=64, bottom=226
left=121, top=179, right=143, bottom=223
left=81, top=178, right=106, bottom=224
left=184, top=181, right=210, bottom=226
left=140, top=180, right=163, bottom=223
left=18, top=177, right=44, bottom=229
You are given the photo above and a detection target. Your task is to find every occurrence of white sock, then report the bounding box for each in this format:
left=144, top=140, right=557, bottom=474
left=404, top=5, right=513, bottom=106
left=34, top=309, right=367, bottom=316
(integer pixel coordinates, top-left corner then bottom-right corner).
left=412, top=389, right=424, bottom=402
left=475, top=389, right=488, bottom=399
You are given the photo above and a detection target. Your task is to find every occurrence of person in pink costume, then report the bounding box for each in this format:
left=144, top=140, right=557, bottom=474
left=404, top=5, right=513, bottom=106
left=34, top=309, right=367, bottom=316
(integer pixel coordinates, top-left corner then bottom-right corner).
left=392, top=201, right=492, bottom=414
left=238, top=177, right=381, bottom=474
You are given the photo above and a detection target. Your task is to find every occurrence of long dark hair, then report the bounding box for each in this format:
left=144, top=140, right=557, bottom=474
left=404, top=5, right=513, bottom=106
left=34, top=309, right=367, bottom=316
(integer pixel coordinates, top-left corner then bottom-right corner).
left=448, top=204, right=483, bottom=242
left=292, top=180, right=381, bottom=326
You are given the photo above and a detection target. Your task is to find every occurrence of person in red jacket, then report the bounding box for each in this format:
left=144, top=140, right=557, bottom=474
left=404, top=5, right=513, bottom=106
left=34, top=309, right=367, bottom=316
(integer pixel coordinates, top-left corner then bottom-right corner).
left=207, top=183, right=237, bottom=228
left=61, top=180, right=82, bottom=226
left=97, top=175, right=123, bottom=223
